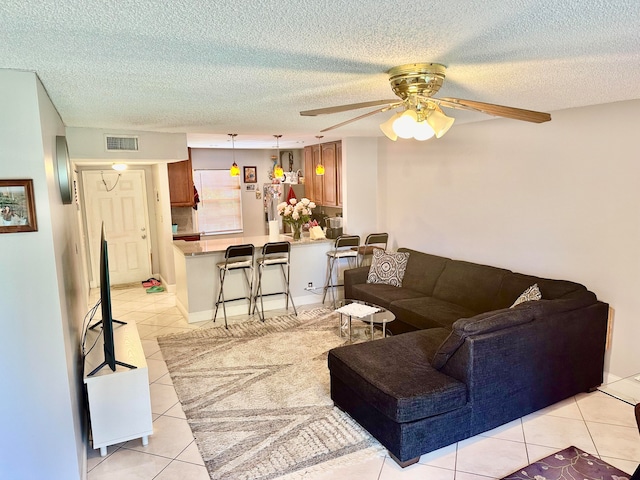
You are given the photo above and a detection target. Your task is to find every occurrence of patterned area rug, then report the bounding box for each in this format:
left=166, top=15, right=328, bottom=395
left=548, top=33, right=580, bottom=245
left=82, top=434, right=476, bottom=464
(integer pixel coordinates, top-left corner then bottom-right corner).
left=500, top=445, right=632, bottom=480
left=157, top=307, right=384, bottom=479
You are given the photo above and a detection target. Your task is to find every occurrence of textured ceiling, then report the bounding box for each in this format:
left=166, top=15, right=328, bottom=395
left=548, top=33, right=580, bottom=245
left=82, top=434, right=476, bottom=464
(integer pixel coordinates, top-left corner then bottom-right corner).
left=1, top=0, right=639, bottom=149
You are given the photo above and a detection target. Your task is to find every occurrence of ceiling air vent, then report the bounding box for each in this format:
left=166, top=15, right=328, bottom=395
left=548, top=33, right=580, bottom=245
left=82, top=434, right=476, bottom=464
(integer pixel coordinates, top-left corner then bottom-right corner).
left=105, top=135, right=139, bottom=152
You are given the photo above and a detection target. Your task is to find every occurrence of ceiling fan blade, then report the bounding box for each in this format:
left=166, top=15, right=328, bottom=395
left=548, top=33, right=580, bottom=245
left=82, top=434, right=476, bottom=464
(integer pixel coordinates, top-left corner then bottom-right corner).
left=300, top=99, right=399, bottom=116
left=437, top=97, right=551, bottom=123
left=320, top=103, right=402, bottom=132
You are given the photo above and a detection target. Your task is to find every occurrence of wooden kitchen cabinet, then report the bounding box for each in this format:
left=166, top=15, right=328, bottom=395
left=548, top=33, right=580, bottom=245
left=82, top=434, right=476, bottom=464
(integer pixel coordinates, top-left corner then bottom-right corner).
left=336, top=142, right=342, bottom=207
left=321, top=142, right=337, bottom=207
left=303, top=141, right=342, bottom=207
left=168, top=153, right=194, bottom=207
left=312, top=144, right=324, bottom=206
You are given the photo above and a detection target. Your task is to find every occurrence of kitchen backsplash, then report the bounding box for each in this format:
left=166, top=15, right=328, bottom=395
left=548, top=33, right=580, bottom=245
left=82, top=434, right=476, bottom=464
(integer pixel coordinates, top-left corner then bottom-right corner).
left=171, top=206, right=194, bottom=233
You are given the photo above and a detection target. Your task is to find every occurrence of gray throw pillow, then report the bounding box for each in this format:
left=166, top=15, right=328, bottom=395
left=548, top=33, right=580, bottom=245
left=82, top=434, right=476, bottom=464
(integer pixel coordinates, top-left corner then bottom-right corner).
left=510, top=283, right=542, bottom=308
left=366, top=249, right=410, bottom=287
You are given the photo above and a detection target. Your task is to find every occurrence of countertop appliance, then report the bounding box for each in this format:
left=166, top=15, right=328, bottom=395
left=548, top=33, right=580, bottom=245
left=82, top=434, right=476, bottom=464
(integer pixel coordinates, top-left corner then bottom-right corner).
left=325, top=216, right=343, bottom=239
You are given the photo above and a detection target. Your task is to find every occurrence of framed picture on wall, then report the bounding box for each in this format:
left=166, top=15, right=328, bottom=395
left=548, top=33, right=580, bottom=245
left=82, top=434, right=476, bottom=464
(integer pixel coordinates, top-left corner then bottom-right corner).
left=0, top=179, right=38, bottom=233
left=243, top=166, right=257, bottom=183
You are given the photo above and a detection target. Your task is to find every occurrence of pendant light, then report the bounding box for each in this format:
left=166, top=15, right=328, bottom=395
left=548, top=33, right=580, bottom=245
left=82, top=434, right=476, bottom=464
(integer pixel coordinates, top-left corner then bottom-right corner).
left=315, top=135, right=325, bottom=176
left=273, top=135, right=284, bottom=179
left=229, top=134, right=240, bottom=176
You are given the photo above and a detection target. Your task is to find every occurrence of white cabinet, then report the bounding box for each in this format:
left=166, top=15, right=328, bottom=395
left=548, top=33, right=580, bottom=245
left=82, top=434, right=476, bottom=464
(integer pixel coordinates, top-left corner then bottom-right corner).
left=84, top=322, right=153, bottom=456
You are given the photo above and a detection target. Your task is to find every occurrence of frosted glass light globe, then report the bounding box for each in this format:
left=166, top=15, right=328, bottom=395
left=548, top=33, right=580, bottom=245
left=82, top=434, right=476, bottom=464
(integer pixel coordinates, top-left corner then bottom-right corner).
left=413, top=121, right=435, bottom=141
left=392, top=110, right=418, bottom=139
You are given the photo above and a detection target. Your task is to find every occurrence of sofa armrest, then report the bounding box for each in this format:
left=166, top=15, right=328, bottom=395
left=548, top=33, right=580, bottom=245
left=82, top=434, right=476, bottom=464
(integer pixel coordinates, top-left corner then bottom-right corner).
left=432, top=304, right=536, bottom=369
left=344, top=267, right=370, bottom=299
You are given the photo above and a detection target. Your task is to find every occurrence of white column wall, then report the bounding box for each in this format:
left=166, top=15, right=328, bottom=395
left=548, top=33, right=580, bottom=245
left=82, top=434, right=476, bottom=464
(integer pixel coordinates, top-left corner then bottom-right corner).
left=341, top=137, right=380, bottom=239
left=377, top=99, right=640, bottom=378
left=152, top=163, right=176, bottom=287
left=0, top=70, right=86, bottom=478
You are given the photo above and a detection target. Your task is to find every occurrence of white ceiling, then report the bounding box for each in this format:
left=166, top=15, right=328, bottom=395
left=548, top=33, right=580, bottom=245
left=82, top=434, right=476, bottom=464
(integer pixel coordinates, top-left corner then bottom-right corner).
left=1, top=0, right=639, bottom=149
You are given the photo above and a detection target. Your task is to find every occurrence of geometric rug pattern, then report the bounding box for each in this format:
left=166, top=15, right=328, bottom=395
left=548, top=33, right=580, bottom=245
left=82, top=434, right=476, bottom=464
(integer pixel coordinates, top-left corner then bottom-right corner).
left=157, top=307, right=384, bottom=479
left=500, top=445, right=632, bottom=480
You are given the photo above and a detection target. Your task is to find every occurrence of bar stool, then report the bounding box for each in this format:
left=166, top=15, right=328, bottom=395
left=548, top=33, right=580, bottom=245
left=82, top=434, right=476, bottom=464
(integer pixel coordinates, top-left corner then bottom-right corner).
left=322, top=235, right=360, bottom=308
left=252, top=241, right=297, bottom=322
left=213, top=244, right=255, bottom=328
left=354, top=233, right=389, bottom=267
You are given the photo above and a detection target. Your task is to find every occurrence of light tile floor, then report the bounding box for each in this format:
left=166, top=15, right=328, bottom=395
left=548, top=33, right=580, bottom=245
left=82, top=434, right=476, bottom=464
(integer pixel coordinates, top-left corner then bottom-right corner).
left=86, top=285, right=640, bottom=479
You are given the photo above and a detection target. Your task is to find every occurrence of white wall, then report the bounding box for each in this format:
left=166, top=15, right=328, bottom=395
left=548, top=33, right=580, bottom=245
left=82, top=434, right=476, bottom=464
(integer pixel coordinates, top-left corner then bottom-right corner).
left=341, top=137, right=380, bottom=238
left=152, top=163, right=176, bottom=286
left=377, top=99, right=640, bottom=378
left=190, top=148, right=304, bottom=237
left=0, top=70, right=86, bottom=478
left=66, top=127, right=187, bottom=161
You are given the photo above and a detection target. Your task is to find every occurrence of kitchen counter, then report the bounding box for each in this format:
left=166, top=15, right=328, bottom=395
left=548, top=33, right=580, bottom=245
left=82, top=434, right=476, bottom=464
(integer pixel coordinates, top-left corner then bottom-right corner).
left=172, top=233, right=335, bottom=323
left=173, top=233, right=332, bottom=256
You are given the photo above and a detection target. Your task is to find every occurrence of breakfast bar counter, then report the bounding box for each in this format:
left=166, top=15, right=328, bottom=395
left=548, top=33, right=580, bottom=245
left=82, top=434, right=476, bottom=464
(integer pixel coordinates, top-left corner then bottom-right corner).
left=173, top=234, right=333, bottom=323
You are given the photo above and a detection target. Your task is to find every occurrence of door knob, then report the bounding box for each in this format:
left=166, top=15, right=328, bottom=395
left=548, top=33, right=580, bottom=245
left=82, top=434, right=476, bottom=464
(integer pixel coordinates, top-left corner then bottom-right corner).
left=141, top=234, right=147, bottom=239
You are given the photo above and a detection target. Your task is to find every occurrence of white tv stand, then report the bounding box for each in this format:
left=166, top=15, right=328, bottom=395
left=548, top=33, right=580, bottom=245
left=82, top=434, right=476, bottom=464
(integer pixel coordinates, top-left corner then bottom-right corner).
left=84, top=321, right=153, bottom=456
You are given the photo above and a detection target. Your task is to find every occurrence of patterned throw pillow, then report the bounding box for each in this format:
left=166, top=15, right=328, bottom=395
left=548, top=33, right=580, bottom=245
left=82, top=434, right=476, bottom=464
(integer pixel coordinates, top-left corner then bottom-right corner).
left=510, top=283, right=542, bottom=308
left=366, top=249, right=410, bottom=287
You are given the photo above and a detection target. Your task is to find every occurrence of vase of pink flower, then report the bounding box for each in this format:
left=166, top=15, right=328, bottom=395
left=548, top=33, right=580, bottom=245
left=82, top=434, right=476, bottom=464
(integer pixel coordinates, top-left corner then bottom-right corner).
left=277, top=197, right=316, bottom=240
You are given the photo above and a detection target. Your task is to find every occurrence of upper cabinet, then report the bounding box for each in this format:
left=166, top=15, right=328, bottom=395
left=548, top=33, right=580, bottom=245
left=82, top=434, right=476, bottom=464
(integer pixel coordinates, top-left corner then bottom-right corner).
left=303, top=141, right=342, bottom=208
left=168, top=152, right=194, bottom=207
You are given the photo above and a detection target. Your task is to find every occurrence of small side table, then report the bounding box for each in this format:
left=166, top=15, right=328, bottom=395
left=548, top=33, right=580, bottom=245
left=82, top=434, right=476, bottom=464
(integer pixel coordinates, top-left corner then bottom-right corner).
left=337, top=299, right=395, bottom=341
left=598, top=373, right=640, bottom=406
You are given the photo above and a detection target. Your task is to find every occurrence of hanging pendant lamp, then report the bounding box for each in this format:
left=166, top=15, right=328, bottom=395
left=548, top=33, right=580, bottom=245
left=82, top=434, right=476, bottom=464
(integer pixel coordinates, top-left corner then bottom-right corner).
left=273, top=135, right=284, bottom=179
left=315, top=135, right=325, bottom=176
left=229, top=134, right=240, bottom=176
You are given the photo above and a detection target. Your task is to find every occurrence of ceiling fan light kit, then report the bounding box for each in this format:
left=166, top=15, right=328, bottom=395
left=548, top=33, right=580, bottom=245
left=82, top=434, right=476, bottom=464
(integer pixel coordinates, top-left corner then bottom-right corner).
left=301, top=62, right=551, bottom=140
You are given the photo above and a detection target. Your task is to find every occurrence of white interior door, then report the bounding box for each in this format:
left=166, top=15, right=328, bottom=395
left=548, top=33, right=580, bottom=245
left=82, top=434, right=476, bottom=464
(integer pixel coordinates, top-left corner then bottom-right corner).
left=83, top=169, right=152, bottom=286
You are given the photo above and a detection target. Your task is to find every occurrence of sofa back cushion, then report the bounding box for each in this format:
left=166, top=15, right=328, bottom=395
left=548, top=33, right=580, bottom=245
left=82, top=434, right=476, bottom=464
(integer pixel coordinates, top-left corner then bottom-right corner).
left=494, top=272, right=587, bottom=310
left=432, top=260, right=509, bottom=313
left=397, top=248, right=449, bottom=296
left=431, top=305, right=536, bottom=370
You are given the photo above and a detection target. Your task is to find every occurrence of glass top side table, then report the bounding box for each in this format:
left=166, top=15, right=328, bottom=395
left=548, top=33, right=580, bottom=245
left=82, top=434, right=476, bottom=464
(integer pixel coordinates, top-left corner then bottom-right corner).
left=597, top=374, right=640, bottom=406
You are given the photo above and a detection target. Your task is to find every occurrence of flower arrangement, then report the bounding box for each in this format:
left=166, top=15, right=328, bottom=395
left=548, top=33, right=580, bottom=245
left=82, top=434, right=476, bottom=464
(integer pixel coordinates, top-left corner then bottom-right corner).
left=277, top=197, right=316, bottom=239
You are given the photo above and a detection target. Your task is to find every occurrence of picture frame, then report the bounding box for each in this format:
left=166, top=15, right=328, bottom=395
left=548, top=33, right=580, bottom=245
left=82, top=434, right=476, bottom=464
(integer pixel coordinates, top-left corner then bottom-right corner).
left=243, top=166, right=257, bottom=183
left=0, top=179, right=38, bottom=233
left=245, top=184, right=256, bottom=191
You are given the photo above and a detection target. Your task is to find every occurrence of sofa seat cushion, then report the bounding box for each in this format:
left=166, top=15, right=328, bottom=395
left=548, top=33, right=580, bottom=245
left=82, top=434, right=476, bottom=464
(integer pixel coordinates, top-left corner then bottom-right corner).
left=328, top=329, right=467, bottom=423
left=390, top=297, right=478, bottom=330
left=350, top=283, right=425, bottom=310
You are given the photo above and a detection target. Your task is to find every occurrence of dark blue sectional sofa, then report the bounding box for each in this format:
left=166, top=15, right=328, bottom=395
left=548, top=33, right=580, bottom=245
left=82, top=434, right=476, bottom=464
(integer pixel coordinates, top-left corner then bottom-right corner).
left=328, top=248, right=608, bottom=466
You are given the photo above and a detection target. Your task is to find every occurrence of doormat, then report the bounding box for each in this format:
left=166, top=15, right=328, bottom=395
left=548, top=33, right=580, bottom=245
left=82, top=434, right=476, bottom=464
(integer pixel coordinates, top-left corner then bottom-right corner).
left=500, top=445, right=632, bottom=480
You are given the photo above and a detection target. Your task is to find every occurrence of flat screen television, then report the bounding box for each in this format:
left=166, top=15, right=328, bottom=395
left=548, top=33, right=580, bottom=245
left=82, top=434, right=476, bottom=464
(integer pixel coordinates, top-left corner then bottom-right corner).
left=87, top=224, right=136, bottom=376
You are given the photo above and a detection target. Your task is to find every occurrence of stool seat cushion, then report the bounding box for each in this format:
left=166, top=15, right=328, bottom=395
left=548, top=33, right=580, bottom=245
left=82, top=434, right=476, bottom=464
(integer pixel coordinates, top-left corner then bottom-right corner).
left=217, top=259, right=253, bottom=269
left=328, top=250, right=358, bottom=258
left=260, top=256, right=288, bottom=266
